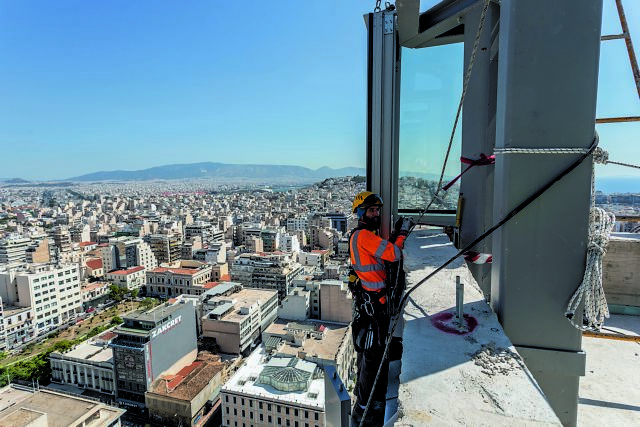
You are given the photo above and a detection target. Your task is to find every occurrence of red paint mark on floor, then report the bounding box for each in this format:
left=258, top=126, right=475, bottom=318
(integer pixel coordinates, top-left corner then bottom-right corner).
left=431, top=312, right=478, bottom=335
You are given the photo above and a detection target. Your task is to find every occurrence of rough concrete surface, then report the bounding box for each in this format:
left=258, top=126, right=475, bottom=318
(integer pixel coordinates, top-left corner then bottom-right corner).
left=578, top=314, right=640, bottom=426
left=395, top=229, right=561, bottom=426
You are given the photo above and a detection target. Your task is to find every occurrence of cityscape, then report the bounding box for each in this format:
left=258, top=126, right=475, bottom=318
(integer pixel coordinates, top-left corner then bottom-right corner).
left=0, top=1, right=639, bottom=426
left=0, top=173, right=638, bottom=426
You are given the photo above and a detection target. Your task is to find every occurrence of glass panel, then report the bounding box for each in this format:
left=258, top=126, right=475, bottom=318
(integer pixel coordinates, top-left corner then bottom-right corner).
left=399, top=43, right=464, bottom=212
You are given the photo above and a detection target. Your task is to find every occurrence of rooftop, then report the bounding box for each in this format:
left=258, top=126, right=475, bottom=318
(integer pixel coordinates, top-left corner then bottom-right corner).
left=222, top=347, right=325, bottom=409
left=264, top=319, right=349, bottom=361
left=149, top=353, right=224, bottom=401
left=148, top=266, right=203, bottom=276
left=0, top=385, right=124, bottom=426
left=108, top=265, right=144, bottom=275
left=207, top=288, right=277, bottom=323
left=53, top=342, right=113, bottom=363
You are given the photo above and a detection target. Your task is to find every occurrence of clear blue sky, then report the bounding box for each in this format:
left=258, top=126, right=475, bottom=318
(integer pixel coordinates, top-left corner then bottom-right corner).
left=0, top=0, right=638, bottom=181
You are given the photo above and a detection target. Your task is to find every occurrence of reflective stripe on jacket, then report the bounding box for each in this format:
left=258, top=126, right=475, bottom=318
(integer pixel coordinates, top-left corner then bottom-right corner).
left=350, top=229, right=406, bottom=292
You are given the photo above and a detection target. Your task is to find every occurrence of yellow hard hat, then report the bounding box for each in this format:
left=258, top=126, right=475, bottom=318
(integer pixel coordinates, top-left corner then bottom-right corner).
left=352, top=191, right=383, bottom=214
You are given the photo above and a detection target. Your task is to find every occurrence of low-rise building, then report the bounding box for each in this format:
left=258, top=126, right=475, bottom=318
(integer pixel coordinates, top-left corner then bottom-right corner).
left=49, top=331, right=118, bottom=396
left=106, top=266, right=145, bottom=291
left=146, top=261, right=213, bottom=298
left=262, top=319, right=355, bottom=386
left=146, top=352, right=225, bottom=427
left=201, top=287, right=278, bottom=354
left=222, top=349, right=326, bottom=427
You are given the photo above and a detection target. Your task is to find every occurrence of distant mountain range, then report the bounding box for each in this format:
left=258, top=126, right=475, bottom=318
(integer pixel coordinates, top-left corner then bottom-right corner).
left=63, top=162, right=366, bottom=183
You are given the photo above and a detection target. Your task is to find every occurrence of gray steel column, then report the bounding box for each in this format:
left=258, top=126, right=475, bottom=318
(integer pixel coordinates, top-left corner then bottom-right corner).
left=459, top=1, right=500, bottom=298
left=365, top=9, right=401, bottom=239
left=491, top=1, right=602, bottom=425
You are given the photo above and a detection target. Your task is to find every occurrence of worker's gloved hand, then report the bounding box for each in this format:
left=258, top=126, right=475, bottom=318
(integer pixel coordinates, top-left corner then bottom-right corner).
left=395, top=217, right=415, bottom=237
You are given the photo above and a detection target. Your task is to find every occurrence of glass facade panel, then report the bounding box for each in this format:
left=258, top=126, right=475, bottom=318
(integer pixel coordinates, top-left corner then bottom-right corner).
left=399, top=43, right=463, bottom=212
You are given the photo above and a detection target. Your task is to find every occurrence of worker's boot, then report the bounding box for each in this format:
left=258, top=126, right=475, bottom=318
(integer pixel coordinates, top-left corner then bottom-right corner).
left=351, top=401, right=386, bottom=427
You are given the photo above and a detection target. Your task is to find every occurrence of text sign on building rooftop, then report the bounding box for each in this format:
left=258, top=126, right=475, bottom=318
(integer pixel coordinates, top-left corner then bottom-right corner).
left=151, top=315, right=182, bottom=339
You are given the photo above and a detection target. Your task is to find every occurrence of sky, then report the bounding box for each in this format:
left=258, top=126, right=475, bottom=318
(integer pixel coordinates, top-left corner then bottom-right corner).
left=0, top=0, right=638, bottom=181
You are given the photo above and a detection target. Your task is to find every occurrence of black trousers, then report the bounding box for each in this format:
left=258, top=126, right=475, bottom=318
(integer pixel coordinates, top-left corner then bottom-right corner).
left=355, top=318, right=389, bottom=406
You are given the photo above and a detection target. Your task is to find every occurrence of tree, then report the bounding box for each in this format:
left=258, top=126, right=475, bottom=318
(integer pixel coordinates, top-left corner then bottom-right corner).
left=109, top=284, right=125, bottom=302
left=140, top=298, right=156, bottom=310
left=110, top=316, right=123, bottom=326
left=130, top=288, right=139, bottom=300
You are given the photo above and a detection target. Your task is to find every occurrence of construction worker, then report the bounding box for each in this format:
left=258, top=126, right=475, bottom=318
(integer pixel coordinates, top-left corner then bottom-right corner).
left=349, top=191, right=413, bottom=427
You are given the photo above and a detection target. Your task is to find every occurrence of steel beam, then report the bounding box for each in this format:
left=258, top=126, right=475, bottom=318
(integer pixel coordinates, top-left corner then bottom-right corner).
left=365, top=10, right=402, bottom=239
left=491, top=1, right=603, bottom=425
left=459, top=1, right=500, bottom=298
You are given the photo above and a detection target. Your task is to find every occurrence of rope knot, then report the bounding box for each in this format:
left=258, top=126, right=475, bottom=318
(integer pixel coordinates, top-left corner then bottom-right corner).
left=592, top=147, right=609, bottom=165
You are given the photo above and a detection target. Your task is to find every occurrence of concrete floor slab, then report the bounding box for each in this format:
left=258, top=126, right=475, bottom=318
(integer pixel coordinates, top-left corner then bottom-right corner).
left=395, top=229, right=561, bottom=426
left=578, top=314, right=640, bottom=426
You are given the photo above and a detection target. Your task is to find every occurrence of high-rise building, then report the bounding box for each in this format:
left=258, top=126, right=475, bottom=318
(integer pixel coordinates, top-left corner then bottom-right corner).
left=147, top=234, right=182, bottom=264
left=110, top=301, right=197, bottom=407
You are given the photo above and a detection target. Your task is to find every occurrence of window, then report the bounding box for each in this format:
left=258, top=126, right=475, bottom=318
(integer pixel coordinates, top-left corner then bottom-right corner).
left=314, top=413, right=319, bottom=421
left=286, top=408, right=289, bottom=415
left=399, top=43, right=463, bottom=214
left=277, top=418, right=281, bottom=425
left=226, top=395, right=229, bottom=402
left=305, top=411, right=309, bottom=419
left=295, top=409, right=298, bottom=417
left=226, top=407, right=229, bottom=414
left=259, top=402, right=263, bottom=410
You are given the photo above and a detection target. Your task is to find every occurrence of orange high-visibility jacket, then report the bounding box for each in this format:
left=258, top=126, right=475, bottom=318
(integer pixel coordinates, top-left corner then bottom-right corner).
left=350, top=229, right=406, bottom=292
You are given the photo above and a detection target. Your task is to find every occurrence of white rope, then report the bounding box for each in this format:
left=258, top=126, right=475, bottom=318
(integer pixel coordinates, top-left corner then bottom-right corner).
left=565, top=207, right=615, bottom=331
left=494, top=147, right=590, bottom=155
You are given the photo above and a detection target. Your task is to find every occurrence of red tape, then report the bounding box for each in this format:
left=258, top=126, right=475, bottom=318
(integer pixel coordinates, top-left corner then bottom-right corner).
left=443, top=153, right=496, bottom=191
left=464, top=251, right=493, bottom=264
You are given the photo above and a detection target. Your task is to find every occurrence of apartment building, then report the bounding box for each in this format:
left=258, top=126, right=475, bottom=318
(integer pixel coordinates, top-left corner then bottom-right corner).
left=0, top=237, right=30, bottom=265
left=0, top=304, right=34, bottom=350
left=221, top=349, right=325, bottom=427
left=0, top=264, right=83, bottom=333
left=110, top=302, right=197, bottom=406
left=231, top=253, right=303, bottom=301
left=286, top=217, right=309, bottom=233
left=201, top=287, right=278, bottom=354
left=146, top=261, right=213, bottom=297
left=52, top=226, right=72, bottom=253
left=147, top=234, right=182, bottom=264
left=278, top=233, right=301, bottom=254
left=319, top=280, right=352, bottom=324
left=261, top=229, right=280, bottom=252
left=50, top=331, right=117, bottom=396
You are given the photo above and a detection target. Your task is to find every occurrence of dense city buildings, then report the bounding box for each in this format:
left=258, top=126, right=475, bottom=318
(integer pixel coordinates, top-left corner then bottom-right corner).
left=0, top=176, right=369, bottom=422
